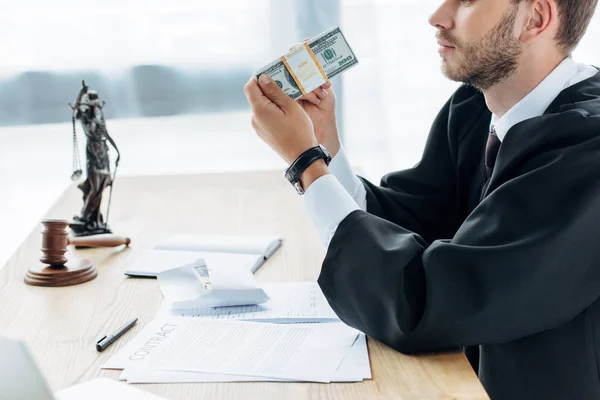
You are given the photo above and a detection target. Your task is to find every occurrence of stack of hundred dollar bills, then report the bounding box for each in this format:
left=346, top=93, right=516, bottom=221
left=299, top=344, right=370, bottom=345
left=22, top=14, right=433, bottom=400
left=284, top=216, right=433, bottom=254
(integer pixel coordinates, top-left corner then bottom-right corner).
left=255, top=27, right=359, bottom=100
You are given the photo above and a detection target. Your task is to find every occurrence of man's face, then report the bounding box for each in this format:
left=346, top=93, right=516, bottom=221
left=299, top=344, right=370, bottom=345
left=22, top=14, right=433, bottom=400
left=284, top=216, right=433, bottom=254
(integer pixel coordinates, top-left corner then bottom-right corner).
left=430, top=0, right=523, bottom=90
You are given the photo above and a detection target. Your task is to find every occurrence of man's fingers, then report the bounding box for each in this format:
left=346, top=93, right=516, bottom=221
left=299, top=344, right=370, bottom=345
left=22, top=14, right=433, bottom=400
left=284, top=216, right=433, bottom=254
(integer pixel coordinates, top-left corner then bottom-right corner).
left=251, top=116, right=260, bottom=133
left=299, top=86, right=328, bottom=105
left=315, top=88, right=328, bottom=100
left=258, top=74, right=295, bottom=112
left=301, top=92, right=321, bottom=106
left=288, top=38, right=310, bottom=51
left=244, top=77, right=271, bottom=110
left=321, top=82, right=332, bottom=90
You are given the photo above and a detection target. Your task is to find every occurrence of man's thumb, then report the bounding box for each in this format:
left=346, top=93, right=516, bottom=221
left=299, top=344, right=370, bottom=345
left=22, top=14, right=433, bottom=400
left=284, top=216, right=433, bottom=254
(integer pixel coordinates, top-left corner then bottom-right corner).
left=258, top=74, right=294, bottom=110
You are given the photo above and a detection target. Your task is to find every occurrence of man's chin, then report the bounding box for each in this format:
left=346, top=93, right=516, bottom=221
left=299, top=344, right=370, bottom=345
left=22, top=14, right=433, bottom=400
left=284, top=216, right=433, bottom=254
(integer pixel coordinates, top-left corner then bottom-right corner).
left=440, top=63, right=463, bottom=83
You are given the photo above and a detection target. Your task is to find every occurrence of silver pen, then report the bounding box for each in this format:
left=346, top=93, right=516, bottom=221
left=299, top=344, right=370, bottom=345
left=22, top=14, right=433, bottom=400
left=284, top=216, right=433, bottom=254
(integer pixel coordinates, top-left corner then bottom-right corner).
left=96, top=318, right=138, bottom=352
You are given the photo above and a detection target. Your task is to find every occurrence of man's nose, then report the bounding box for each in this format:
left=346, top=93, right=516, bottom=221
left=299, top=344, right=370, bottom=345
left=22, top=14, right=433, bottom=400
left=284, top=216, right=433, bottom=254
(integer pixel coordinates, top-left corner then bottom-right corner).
left=428, top=1, right=455, bottom=30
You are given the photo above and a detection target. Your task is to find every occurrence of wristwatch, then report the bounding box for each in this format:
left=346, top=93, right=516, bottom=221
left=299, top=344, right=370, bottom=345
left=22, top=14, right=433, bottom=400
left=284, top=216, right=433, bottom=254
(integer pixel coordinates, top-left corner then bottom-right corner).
left=285, top=145, right=332, bottom=195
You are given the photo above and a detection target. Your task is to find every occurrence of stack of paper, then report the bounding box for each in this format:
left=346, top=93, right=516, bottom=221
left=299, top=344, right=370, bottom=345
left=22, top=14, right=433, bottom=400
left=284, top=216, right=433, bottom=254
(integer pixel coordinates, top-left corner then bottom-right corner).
left=154, top=234, right=282, bottom=257
left=103, top=316, right=368, bottom=383
left=125, top=234, right=283, bottom=278
left=119, top=334, right=370, bottom=384
left=103, top=283, right=371, bottom=383
left=124, top=250, right=261, bottom=278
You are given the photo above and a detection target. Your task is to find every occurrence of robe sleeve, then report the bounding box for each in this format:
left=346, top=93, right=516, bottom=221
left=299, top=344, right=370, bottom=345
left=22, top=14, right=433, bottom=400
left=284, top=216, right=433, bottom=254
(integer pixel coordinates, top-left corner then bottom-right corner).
left=318, top=121, right=600, bottom=354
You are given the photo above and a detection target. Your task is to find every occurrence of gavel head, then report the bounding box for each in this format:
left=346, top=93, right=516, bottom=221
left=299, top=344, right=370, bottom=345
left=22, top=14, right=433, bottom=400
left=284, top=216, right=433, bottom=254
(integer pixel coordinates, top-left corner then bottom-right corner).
left=40, top=219, right=70, bottom=266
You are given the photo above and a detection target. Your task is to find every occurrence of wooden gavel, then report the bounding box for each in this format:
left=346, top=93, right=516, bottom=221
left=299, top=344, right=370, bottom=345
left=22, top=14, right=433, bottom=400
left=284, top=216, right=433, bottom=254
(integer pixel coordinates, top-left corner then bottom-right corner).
left=41, top=219, right=131, bottom=265
left=24, top=219, right=131, bottom=287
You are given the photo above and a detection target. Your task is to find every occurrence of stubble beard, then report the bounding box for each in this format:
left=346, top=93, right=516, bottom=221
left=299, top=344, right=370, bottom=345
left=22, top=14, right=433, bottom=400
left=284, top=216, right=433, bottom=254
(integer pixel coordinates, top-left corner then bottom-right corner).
left=440, top=7, right=523, bottom=90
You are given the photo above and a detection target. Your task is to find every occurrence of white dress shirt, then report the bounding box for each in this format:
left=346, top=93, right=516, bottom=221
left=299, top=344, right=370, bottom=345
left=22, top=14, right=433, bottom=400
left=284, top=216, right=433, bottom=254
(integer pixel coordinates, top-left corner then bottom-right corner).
left=303, top=57, right=598, bottom=247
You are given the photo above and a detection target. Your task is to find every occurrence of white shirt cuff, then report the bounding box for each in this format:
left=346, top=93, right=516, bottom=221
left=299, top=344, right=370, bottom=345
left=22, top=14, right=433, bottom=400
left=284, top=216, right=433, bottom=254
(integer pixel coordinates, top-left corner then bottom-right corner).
left=302, top=174, right=361, bottom=248
left=328, top=146, right=367, bottom=210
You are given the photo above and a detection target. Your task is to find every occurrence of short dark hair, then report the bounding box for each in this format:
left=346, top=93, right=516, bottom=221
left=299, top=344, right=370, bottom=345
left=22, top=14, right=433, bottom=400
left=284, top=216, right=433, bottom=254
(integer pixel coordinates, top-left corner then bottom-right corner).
left=514, top=0, right=598, bottom=53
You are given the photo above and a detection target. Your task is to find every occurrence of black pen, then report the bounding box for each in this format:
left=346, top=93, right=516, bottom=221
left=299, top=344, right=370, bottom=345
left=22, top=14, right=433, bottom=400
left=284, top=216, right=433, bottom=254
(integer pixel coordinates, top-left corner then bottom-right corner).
left=96, top=318, right=138, bottom=352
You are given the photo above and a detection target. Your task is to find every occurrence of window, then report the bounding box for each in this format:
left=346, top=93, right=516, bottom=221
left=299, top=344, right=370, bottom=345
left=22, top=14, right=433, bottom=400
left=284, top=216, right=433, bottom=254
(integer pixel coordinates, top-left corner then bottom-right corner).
left=341, top=0, right=600, bottom=181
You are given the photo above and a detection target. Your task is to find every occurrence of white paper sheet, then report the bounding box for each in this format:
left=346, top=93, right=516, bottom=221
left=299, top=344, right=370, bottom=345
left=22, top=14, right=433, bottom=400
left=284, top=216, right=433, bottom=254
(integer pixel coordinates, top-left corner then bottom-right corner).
left=164, top=282, right=339, bottom=323
left=332, top=334, right=371, bottom=381
left=104, top=316, right=358, bottom=383
left=155, top=234, right=282, bottom=256
left=124, top=249, right=261, bottom=277
left=54, top=378, right=168, bottom=400
left=148, top=319, right=357, bottom=382
left=121, top=369, right=283, bottom=383
left=120, top=334, right=370, bottom=384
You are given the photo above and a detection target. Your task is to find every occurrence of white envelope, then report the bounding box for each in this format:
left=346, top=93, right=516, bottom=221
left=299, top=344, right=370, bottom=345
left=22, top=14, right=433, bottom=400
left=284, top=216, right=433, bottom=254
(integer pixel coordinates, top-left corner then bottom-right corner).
left=157, top=260, right=270, bottom=310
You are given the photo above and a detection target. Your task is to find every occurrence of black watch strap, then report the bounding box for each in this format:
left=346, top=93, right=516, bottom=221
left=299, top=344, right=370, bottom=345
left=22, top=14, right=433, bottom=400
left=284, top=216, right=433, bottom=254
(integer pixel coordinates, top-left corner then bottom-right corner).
left=285, top=145, right=332, bottom=194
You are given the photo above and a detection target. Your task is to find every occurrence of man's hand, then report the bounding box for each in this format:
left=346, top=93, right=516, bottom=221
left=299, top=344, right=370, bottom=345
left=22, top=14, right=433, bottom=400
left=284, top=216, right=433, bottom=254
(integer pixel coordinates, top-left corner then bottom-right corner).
left=290, top=40, right=341, bottom=158
left=300, top=83, right=340, bottom=158
left=244, top=74, right=320, bottom=166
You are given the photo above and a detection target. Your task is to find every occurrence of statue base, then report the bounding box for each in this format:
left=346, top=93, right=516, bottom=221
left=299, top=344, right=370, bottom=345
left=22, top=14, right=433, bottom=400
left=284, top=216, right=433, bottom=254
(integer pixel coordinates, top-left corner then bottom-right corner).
left=69, top=219, right=112, bottom=237
left=69, top=219, right=113, bottom=248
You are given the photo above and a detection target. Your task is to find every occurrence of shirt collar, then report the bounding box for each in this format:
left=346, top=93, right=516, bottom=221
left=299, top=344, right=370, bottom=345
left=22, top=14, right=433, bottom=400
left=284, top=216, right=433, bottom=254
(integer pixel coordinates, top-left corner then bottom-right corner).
left=490, top=57, right=579, bottom=142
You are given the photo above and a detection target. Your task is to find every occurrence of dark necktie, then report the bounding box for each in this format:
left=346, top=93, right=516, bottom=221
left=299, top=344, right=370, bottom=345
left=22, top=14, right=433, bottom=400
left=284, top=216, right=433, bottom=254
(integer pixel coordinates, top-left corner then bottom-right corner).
left=485, top=128, right=501, bottom=179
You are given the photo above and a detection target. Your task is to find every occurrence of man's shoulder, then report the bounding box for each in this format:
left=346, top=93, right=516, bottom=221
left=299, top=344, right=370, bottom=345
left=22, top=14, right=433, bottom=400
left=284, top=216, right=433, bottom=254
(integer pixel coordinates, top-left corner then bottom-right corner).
left=546, top=71, right=600, bottom=118
left=502, top=103, right=600, bottom=178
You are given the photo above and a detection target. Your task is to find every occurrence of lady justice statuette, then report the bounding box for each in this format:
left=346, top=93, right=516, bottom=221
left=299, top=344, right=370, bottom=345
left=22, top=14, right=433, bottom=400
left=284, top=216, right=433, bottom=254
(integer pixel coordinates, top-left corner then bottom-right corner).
left=69, top=80, right=121, bottom=237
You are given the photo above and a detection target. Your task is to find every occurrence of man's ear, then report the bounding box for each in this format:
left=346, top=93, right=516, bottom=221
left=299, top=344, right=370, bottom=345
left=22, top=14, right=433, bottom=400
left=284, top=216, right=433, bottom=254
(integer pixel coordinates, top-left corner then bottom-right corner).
left=519, top=0, right=557, bottom=45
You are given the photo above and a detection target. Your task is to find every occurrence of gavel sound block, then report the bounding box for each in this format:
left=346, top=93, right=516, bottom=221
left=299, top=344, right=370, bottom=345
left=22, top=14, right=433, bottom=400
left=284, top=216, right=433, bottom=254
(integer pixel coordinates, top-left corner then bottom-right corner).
left=24, top=219, right=131, bottom=287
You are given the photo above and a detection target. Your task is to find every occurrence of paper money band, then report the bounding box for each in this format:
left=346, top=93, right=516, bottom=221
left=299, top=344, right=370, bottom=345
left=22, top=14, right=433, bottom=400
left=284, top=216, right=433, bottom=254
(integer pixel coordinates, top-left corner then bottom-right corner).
left=280, top=42, right=329, bottom=95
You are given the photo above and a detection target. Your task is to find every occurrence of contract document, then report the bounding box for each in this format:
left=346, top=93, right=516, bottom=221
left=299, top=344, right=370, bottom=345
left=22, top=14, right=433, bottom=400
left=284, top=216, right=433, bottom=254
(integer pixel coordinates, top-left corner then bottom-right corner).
left=119, top=334, right=371, bottom=383
left=148, top=318, right=358, bottom=382
left=104, top=316, right=359, bottom=382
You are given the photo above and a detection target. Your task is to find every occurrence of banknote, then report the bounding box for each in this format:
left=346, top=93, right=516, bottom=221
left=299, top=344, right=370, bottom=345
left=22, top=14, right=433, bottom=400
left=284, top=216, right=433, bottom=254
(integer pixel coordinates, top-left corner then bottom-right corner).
left=255, top=27, right=359, bottom=100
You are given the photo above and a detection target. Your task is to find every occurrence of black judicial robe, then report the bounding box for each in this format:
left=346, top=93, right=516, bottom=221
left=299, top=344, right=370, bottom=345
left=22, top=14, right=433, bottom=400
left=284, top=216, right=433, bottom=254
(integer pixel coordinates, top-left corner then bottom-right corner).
left=318, top=71, right=600, bottom=399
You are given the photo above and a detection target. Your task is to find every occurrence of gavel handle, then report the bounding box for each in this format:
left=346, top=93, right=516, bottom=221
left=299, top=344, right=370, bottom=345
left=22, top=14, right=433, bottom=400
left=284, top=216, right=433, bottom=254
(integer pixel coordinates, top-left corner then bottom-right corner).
left=68, top=234, right=131, bottom=248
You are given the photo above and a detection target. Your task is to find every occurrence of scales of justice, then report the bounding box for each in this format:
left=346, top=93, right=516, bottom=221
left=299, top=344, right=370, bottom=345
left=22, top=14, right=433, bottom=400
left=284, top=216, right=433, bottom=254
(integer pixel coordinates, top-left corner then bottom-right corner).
left=24, top=81, right=131, bottom=287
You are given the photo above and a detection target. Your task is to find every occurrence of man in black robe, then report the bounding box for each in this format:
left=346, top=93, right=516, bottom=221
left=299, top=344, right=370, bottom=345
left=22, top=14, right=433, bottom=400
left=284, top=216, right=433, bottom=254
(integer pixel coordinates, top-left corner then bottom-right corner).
left=244, top=0, right=600, bottom=398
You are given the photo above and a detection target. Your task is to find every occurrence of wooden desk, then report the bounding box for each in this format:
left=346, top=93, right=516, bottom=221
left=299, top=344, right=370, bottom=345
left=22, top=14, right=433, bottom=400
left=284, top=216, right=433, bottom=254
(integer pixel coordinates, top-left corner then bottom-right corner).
left=0, top=171, right=488, bottom=399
